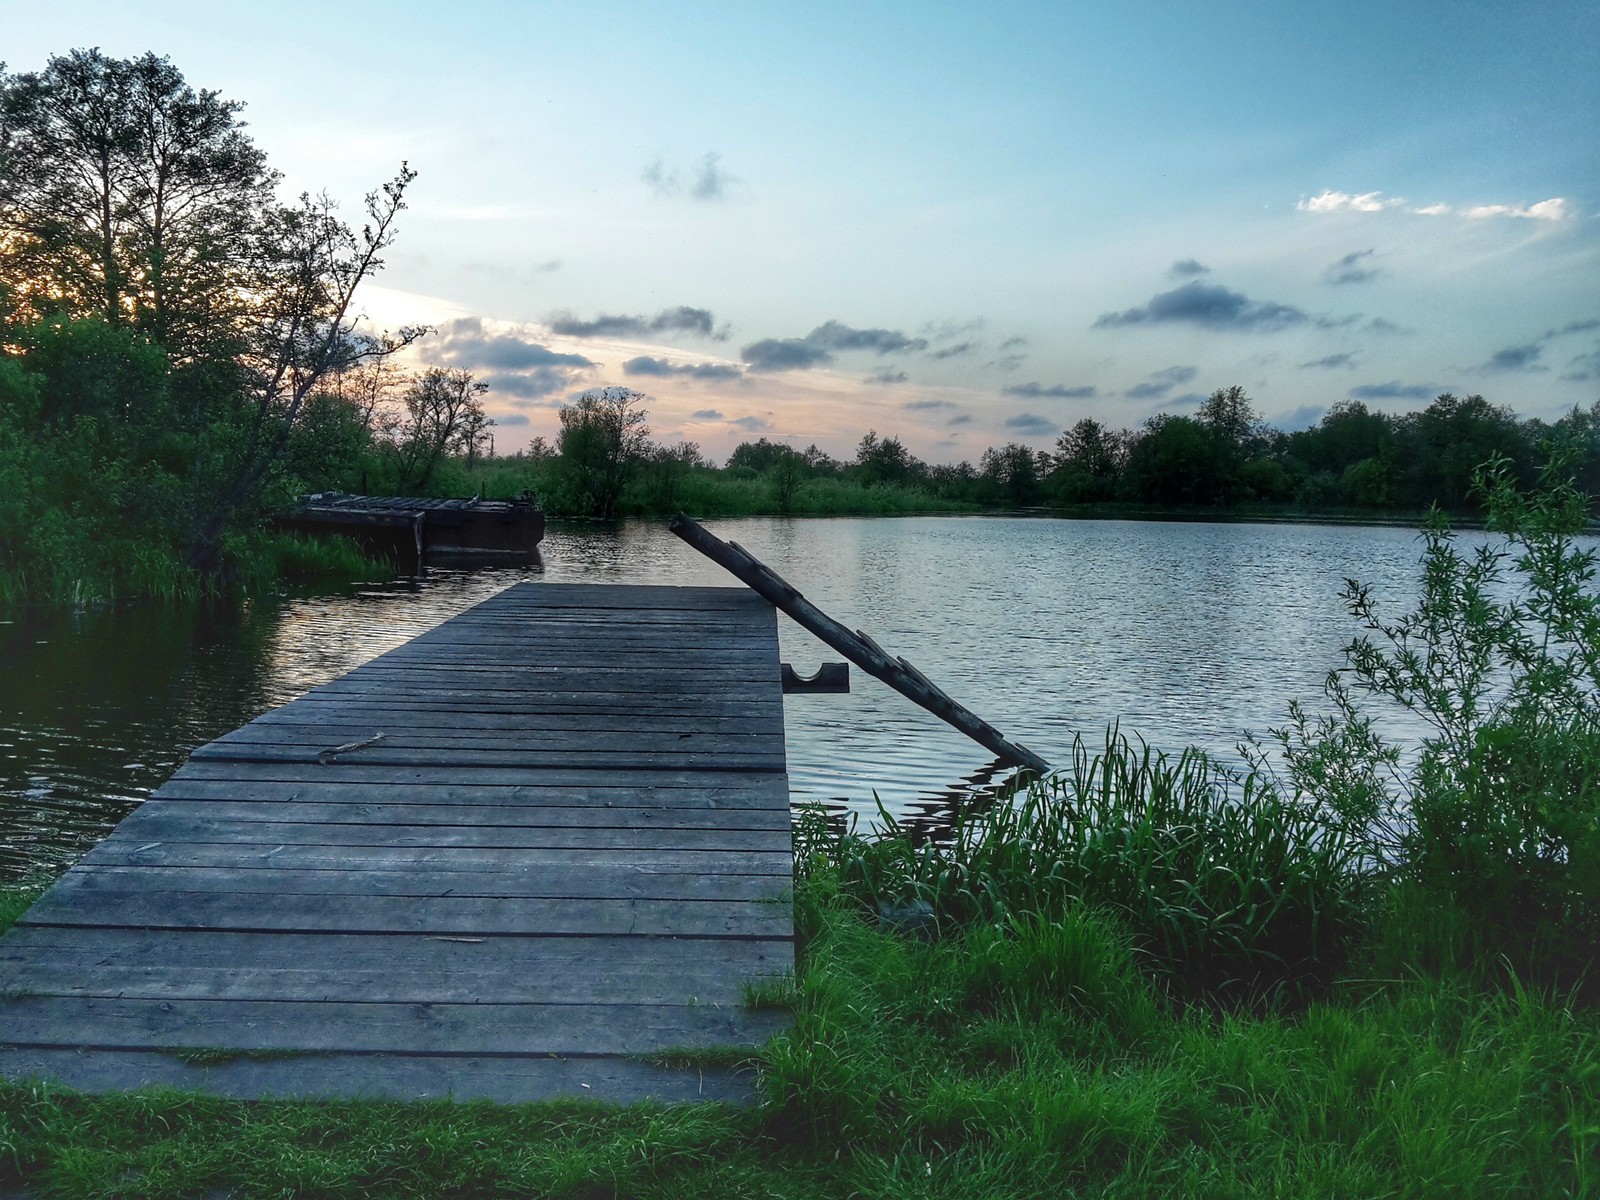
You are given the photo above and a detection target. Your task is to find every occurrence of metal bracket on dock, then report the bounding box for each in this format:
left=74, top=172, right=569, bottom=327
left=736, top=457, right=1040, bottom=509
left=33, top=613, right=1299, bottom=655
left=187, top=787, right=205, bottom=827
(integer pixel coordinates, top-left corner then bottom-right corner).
left=781, top=662, right=851, bottom=694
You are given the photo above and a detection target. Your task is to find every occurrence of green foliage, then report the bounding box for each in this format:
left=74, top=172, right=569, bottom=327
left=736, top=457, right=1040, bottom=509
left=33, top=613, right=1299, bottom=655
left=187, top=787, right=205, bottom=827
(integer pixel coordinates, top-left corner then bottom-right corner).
left=1261, top=446, right=1600, bottom=990
left=556, top=386, right=651, bottom=518
left=799, top=729, right=1366, bottom=1008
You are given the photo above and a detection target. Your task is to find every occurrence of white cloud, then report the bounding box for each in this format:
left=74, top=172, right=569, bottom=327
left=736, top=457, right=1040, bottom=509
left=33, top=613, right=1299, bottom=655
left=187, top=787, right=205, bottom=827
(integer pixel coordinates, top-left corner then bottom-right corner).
left=1301, top=191, right=1574, bottom=221
left=1460, top=198, right=1571, bottom=221
left=1298, top=190, right=1404, bottom=214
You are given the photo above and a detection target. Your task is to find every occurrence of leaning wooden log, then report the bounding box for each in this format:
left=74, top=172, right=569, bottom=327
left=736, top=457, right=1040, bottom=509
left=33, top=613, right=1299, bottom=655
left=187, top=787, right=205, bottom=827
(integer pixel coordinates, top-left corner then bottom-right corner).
left=668, top=513, right=1051, bottom=774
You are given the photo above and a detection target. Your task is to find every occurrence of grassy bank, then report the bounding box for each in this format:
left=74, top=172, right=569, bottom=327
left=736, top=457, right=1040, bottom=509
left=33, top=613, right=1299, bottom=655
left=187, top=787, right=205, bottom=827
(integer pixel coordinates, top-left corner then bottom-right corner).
left=1, top=826, right=1594, bottom=1198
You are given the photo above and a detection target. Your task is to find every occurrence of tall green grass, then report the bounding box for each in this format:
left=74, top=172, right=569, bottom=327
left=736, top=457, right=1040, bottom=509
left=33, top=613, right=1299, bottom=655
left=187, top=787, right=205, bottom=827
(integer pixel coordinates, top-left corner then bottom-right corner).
left=0, top=528, right=382, bottom=608
left=805, top=729, right=1367, bottom=1007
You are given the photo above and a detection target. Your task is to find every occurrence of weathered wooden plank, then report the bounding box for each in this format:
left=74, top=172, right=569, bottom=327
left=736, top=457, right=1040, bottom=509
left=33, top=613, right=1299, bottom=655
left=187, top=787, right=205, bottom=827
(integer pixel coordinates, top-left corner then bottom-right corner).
left=0, top=926, right=791, bottom=974
left=0, top=934, right=787, bottom=1011
left=167, top=762, right=792, bottom=789
left=0, top=961, right=771, bottom=1005
left=249, top=708, right=783, bottom=735
left=35, top=863, right=789, bottom=902
left=206, top=726, right=782, bottom=754
left=0, top=1048, right=762, bottom=1105
left=475, top=585, right=760, bottom=610
left=104, top=810, right=793, bottom=852
left=380, top=639, right=780, bottom=658
left=306, top=658, right=778, bottom=682
left=403, top=634, right=779, bottom=653
left=346, top=652, right=777, bottom=670
left=294, top=685, right=785, bottom=714
left=19, top=889, right=793, bottom=938
left=348, top=663, right=779, bottom=683
left=0, top=996, right=790, bottom=1056
left=79, top=842, right=793, bottom=875
left=185, top=745, right=787, bottom=771
left=139, top=795, right=792, bottom=829
left=151, top=778, right=791, bottom=811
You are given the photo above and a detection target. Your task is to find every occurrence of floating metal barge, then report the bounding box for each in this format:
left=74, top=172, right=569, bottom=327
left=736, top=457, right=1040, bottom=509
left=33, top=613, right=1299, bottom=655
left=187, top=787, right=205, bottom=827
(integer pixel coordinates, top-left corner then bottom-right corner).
left=281, top=493, right=545, bottom=563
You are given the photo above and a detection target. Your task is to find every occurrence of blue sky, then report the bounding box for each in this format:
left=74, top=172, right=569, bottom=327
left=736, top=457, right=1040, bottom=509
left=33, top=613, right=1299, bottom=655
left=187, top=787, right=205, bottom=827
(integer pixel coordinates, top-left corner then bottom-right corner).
left=6, top=0, right=1597, bottom=459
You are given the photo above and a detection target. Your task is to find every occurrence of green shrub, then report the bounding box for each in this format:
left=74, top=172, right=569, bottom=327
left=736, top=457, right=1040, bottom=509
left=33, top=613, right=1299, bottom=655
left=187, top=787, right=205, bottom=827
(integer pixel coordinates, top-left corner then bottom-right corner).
left=1261, top=445, right=1600, bottom=991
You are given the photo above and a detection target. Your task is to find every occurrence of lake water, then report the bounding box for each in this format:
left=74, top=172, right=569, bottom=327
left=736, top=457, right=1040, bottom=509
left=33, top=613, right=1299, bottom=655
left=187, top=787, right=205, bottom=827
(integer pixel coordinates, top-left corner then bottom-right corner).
left=1, top=515, right=1436, bottom=880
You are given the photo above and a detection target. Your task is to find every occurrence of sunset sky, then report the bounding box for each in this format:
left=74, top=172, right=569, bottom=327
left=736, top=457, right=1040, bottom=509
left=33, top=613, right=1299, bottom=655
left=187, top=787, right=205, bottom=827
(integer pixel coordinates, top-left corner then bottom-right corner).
left=7, top=0, right=1597, bottom=460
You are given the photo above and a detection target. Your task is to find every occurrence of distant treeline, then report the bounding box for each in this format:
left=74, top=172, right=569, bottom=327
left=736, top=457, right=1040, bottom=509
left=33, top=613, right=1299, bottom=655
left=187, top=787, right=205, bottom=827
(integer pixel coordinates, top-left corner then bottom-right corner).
left=440, top=384, right=1600, bottom=523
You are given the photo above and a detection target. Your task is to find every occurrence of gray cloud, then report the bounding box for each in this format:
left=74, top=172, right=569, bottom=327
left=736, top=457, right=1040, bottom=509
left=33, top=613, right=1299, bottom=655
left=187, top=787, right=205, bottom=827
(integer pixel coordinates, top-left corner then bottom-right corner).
left=691, top=409, right=725, bottom=420
left=1095, top=281, right=1312, bottom=332
left=428, top=318, right=595, bottom=371
left=1350, top=381, right=1439, bottom=401
left=1325, top=249, right=1380, bottom=285
left=1483, top=343, right=1546, bottom=372
left=653, top=306, right=721, bottom=337
left=1169, top=258, right=1210, bottom=278
left=622, top=356, right=678, bottom=376
left=1365, top=317, right=1409, bottom=335
left=1125, top=365, right=1198, bottom=400
left=806, top=320, right=928, bottom=355
left=990, top=354, right=1027, bottom=372
left=730, top=414, right=769, bottom=431
left=622, top=355, right=741, bottom=381
left=1479, top=318, right=1600, bottom=373
left=903, top=399, right=958, bottom=411
left=1159, top=391, right=1207, bottom=410
left=929, top=341, right=977, bottom=359
left=948, top=413, right=973, bottom=426
left=1562, top=350, right=1600, bottom=382
left=1302, top=352, right=1358, bottom=369
left=1005, top=413, right=1058, bottom=436
left=999, top=336, right=1028, bottom=350
left=643, top=153, right=731, bottom=201
left=693, top=153, right=728, bottom=200
left=740, top=338, right=835, bottom=372
left=492, top=412, right=531, bottom=426
left=548, top=306, right=722, bottom=340
left=866, top=370, right=909, bottom=385
left=740, top=319, right=928, bottom=372
left=1003, top=382, right=1096, bottom=399
left=481, top=369, right=576, bottom=401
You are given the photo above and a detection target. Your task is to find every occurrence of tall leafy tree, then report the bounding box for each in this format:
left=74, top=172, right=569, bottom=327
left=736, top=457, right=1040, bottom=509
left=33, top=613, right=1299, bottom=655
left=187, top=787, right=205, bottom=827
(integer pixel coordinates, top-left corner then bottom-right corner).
left=1050, top=417, right=1125, bottom=503
left=0, top=49, right=277, bottom=356
left=389, top=366, right=490, bottom=493
left=557, top=386, right=651, bottom=518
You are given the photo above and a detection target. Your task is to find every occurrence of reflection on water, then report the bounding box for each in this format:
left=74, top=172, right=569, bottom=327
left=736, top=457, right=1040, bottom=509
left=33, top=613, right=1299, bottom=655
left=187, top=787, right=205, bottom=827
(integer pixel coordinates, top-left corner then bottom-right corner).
left=3, top=515, right=1438, bottom=879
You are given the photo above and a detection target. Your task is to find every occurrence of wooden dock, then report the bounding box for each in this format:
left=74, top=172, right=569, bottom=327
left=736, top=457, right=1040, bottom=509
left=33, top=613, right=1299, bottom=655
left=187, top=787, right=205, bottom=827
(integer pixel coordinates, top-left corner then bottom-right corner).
left=0, top=583, right=793, bottom=1104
